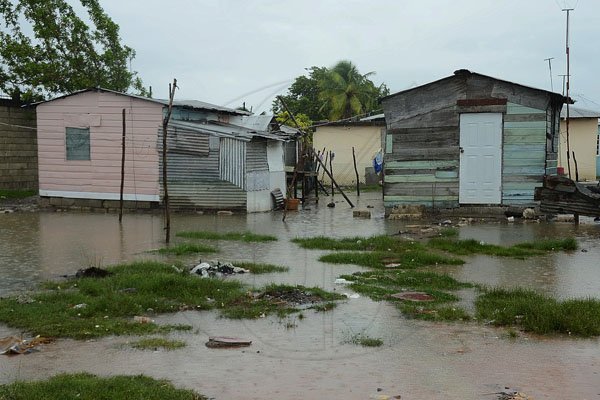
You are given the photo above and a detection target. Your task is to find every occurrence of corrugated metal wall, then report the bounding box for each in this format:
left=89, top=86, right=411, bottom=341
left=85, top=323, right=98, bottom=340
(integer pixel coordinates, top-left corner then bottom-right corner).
left=220, top=137, right=246, bottom=189
left=158, top=128, right=246, bottom=209
left=246, top=138, right=269, bottom=171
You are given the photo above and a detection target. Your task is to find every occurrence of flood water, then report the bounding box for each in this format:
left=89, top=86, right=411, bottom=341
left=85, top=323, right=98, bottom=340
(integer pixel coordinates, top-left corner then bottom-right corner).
left=1, top=193, right=600, bottom=399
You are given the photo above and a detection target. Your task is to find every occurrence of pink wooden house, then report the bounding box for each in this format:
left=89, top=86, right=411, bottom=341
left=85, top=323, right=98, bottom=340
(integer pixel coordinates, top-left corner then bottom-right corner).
left=35, top=88, right=288, bottom=212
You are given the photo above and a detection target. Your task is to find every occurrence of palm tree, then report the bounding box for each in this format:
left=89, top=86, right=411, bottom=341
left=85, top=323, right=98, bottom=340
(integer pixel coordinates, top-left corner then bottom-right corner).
left=318, top=60, right=382, bottom=121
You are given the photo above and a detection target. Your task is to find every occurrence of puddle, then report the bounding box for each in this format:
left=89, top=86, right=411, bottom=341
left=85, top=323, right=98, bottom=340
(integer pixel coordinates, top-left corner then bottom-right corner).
left=1, top=193, right=600, bottom=399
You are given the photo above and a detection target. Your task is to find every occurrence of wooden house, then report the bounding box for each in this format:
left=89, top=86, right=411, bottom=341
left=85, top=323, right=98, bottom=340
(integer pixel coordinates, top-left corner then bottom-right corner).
left=35, top=88, right=288, bottom=212
left=380, top=69, right=568, bottom=211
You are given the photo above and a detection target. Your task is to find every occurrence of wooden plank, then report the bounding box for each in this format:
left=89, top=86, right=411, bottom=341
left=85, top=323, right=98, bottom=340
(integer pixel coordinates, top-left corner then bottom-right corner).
left=385, top=160, right=459, bottom=169
left=504, top=121, right=546, bottom=129
left=385, top=134, right=393, bottom=154
left=504, top=113, right=547, bottom=123
left=502, top=133, right=546, bottom=145
left=392, top=137, right=457, bottom=151
left=384, top=184, right=458, bottom=197
left=385, top=174, right=458, bottom=183
left=503, top=166, right=546, bottom=175
left=384, top=195, right=458, bottom=202
left=506, top=102, right=546, bottom=115
left=387, top=147, right=459, bottom=161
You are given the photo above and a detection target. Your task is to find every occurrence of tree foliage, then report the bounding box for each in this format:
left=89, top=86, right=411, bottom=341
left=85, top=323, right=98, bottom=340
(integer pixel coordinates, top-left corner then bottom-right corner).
left=0, top=0, right=147, bottom=101
left=273, top=61, right=388, bottom=123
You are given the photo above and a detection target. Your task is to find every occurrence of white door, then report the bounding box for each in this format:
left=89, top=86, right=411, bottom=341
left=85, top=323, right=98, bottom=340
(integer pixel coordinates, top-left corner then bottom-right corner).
left=459, top=113, right=502, bottom=204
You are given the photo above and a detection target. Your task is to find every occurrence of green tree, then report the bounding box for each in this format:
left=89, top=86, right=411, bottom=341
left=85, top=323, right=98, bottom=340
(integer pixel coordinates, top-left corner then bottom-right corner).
left=318, top=60, right=389, bottom=121
left=273, top=61, right=388, bottom=123
left=0, top=0, right=147, bottom=101
left=273, top=66, right=329, bottom=121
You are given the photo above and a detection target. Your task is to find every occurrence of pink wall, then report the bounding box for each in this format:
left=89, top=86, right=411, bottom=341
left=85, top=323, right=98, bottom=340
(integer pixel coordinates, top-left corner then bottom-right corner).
left=37, top=91, right=163, bottom=200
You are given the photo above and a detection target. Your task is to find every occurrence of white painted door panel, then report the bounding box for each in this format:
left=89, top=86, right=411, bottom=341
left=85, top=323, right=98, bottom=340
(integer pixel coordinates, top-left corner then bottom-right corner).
left=459, top=113, right=502, bottom=204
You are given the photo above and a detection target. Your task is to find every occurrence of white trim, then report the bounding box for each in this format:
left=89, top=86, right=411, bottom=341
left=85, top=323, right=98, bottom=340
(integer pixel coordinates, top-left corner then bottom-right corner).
left=39, top=190, right=159, bottom=202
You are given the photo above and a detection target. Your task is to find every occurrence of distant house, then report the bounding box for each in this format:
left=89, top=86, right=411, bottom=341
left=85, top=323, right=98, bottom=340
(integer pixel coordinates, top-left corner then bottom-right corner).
left=380, top=69, right=568, bottom=211
left=35, top=88, right=289, bottom=212
left=313, top=114, right=385, bottom=186
left=558, top=106, right=600, bottom=181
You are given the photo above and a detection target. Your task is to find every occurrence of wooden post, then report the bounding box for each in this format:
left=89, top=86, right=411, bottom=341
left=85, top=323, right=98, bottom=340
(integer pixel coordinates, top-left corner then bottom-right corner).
left=329, top=151, right=335, bottom=197
left=572, top=151, right=579, bottom=182
left=162, top=79, right=177, bottom=243
left=311, top=148, right=354, bottom=207
left=352, top=146, right=360, bottom=196
left=119, top=108, right=126, bottom=222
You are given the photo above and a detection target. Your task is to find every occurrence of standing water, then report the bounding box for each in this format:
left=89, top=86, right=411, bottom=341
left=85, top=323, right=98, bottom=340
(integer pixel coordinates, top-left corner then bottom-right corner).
left=1, top=193, right=599, bottom=399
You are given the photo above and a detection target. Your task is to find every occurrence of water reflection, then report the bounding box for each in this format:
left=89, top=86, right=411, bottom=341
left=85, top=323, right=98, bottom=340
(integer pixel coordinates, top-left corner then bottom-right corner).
left=1, top=195, right=599, bottom=301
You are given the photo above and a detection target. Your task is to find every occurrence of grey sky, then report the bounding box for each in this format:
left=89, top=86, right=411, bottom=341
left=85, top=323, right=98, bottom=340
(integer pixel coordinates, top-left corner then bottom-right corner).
left=98, top=0, right=599, bottom=114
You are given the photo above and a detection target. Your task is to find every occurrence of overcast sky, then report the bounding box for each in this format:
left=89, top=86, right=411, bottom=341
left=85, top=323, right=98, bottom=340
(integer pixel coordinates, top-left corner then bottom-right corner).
left=96, top=0, right=599, bottom=114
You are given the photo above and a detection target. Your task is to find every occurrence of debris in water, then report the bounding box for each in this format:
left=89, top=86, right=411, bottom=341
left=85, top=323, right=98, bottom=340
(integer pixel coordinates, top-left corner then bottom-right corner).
left=75, top=267, right=113, bottom=278
left=343, top=293, right=360, bottom=299
left=133, top=316, right=153, bottom=324
left=389, top=292, right=435, bottom=302
left=190, top=260, right=250, bottom=278
left=205, top=336, right=252, bottom=348
left=334, top=278, right=351, bottom=285
left=1, top=336, right=52, bottom=355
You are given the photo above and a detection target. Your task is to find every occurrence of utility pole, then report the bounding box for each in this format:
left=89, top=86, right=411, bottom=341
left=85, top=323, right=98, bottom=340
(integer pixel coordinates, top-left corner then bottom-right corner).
left=544, top=57, right=554, bottom=92
left=563, top=7, right=574, bottom=179
left=558, top=74, right=568, bottom=96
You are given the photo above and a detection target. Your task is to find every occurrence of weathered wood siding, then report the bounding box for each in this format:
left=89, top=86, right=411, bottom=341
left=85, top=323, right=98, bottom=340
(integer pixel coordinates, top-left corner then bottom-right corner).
left=502, top=103, right=547, bottom=205
left=37, top=91, right=163, bottom=201
left=382, top=71, right=562, bottom=209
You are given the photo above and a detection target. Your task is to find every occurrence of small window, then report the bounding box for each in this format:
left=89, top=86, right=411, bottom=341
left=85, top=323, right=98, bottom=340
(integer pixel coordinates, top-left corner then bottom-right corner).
left=66, top=127, right=90, bottom=160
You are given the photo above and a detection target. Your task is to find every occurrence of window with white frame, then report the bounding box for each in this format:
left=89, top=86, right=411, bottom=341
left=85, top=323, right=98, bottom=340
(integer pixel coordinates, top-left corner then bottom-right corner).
left=66, top=127, right=90, bottom=160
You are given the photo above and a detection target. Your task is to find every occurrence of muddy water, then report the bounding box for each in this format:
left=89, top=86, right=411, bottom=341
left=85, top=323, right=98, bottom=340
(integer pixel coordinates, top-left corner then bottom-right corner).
left=1, top=194, right=600, bottom=399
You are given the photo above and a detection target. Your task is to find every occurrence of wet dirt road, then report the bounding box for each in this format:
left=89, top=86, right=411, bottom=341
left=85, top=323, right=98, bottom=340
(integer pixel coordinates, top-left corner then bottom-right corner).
left=1, top=193, right=600, bottom=399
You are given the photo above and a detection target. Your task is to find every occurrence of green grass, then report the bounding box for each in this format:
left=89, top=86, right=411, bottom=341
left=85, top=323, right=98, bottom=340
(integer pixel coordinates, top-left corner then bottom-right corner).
left=345, top=333, right=383, bottom=347
left=292, top=235, right=418, bottom=252
left=428, top=237, right=577, bottom=258
left=131, top=337, right=186, bottom=351
left=176, top=231, right=277, bottom=242
left=0, top=189, right=36, bottom=200
left=157, top=243, right=218, bottom=255
left=339, top=270, right=471, bottom=321
left=232, top=261, right=288, bottom=274
left=319, top=250, right=463, bottom=269
left=0, top=262, right=342, bottom=339
left=476, top=287, right=600, bottom=336
left=0, top=373, right=205, bottom=400
left=438, top=227, right=459, bottom=237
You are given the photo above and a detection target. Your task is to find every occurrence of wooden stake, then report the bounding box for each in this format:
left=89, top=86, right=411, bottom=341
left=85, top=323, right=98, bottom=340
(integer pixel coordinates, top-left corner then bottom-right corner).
left=162, top=79, right=177, bottom=243
left=329, top=150, right=334, bottom=197
left=119, top=108, right=126, bottom=222
left=352, top=146, right=360, bottom=196
left=311, top=148, right=354, bottom=207
left=572, top=151, right=579, bottom=182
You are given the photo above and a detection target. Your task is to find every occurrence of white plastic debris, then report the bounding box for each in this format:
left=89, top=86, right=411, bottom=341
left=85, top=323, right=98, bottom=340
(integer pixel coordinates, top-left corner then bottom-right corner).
left=334, top=278, right=352, bottom=285
left=343, top=293, right=360, bottom=299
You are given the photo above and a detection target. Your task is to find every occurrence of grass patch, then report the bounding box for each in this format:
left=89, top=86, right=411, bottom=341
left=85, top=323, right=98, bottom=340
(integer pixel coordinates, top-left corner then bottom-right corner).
left=176, top=231, right=277, bottom=242
left=476, top=287, right=600, bottom=336
left=292, top=235, right=420, bottom=252
left=0, top=262, right=341, bottom=339
left=221, top=284, right=345, bottom=319
left=319, top=251, right=463, bottom=269
left=340, top=270, right=471, bottom=321
left=157, top=243, right=218, bottom=255
left=429, top=237, right=577, bottom=258
left=438, top=227, right=459, bottom=237
left=232, top=261, right=288, bottom=274
left=345, top=333, right=383, bottom=347
left=131, top=337, right=186, bottom=351
left=0, top=373, right=205, bottom=400
left=0, top=189, right=36, bottom=200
